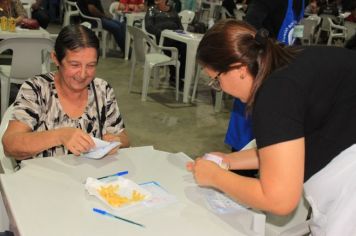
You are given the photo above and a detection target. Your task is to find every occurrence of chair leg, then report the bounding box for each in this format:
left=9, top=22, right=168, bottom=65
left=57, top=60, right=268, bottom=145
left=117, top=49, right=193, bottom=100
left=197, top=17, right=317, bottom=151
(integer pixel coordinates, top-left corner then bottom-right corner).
left=214, top=90, right=224, bottom=112
left=129, top=58, right=136, bottom=92
left=153, top=67, right=160, bottom=89
left=191, top=64, right=201, bottom=102
left=141, top=63, right=151, bottom=101
left=175, top=62, right=180, bottom=101
left=102, top=31, right=107, bottom=59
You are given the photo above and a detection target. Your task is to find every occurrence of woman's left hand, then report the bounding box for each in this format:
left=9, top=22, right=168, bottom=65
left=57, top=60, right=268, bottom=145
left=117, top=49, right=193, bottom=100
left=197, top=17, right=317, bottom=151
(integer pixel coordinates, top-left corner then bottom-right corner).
left=103, top=133, right=121, bottom=155
left=186, top=158, right=223, bottom=187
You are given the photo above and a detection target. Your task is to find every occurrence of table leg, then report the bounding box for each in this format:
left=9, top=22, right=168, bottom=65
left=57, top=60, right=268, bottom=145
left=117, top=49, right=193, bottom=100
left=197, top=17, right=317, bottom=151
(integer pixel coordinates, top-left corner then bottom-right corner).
left=182, top=44, right=197, bottom=103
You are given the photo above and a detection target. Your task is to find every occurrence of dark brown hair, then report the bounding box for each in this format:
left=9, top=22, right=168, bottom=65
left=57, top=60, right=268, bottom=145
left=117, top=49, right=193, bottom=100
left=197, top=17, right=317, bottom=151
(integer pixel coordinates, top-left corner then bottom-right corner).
left=197, top=19, right=299, bottom=112
left=55, top=24, right=100, bottom=64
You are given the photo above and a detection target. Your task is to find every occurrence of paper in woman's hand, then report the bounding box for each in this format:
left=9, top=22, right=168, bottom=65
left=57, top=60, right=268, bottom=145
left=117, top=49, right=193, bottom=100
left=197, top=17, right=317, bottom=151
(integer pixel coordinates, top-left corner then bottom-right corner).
left=82, top=137, right=121, bottom=159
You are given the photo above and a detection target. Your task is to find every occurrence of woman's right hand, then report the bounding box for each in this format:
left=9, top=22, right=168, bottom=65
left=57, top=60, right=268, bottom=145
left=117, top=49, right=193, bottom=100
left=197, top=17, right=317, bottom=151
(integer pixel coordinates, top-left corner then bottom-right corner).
left=58, top=128, right=95, bottom=156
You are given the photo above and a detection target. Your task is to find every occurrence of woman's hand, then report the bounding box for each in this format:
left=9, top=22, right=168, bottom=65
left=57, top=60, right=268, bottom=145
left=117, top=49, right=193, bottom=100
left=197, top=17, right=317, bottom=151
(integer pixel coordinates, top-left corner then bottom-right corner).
left=103, top=133, right=121, bottom=155
left=186, top=158, right=224, bottom=187
left=208, top=152, right=230, bottom=169
left=58, top=128, right=95, bottom=156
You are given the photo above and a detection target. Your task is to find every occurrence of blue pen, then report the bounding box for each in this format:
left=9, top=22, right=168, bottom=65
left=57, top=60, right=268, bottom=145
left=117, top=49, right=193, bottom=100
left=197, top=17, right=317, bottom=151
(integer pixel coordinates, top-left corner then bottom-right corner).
left=93, top=208, right=144, bottom=227
left=97, top=171, right=128, bottom=180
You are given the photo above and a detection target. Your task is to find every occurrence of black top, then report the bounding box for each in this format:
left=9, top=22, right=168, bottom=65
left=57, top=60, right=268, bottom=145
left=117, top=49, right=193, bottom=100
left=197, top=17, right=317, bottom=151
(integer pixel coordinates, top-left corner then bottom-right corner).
left=77, top=0, right=104, bottom=17
left=144, top=5, right=183, bottom=42
left=245, top=0, right=304, bottom=38
left=252, top=46, right=356, bottom=181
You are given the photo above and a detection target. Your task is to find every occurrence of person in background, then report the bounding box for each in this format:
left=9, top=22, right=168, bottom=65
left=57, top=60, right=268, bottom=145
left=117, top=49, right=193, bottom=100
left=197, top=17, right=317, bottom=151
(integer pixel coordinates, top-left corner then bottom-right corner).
left=145, top=0, right=186, bottom=88
left=77, top=0, right=126, bottom=54
left=222, top=0, right=237, bottom=17
left=2, top=25, right=130, bottom=160
left=304, top=0, right=320, bottom=15
left=0, top=0, right=26, bottom=25
left=188, top=19, right=356, bottom=234
left=345, top=1, right=356, bottom=22
left=117, top=0, right=145, bottom=12
left=31, top=0, right=50, bottom=28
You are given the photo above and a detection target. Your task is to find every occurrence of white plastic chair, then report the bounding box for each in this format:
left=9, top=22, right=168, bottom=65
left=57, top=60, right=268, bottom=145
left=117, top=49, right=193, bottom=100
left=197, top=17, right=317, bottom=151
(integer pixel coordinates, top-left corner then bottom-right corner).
left=75, top=2, right=108, bottom=58
left=178, top=10, right=195, bottom=31
left=315, top=14, right=335, bottom=44
left=0, top=104, right=17, bottom=174
left=299, top=18, right=319, bottom=45
left=62, top=0, right=80, bottom=26
left=20, top=0, right=35, bottom=18
left=344, top=21, right=356, bottom=40
left=127, top=25, right=180, bottom=101
left=327, top=17, right=348, bottom=45
left=109, top=2, right=121, bottom=21
left=0, top=37, right=54, bottom=119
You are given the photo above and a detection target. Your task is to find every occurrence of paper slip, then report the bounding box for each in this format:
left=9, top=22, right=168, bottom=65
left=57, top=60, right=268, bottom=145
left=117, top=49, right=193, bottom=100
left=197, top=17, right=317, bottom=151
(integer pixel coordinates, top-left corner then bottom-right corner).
left=199, top=187, right=248, bottom=214
left=139, top=181, right=177, bottom=208
left=203, top=153, right=229, bottom=169
left=82, top=137, right=121, bottom=159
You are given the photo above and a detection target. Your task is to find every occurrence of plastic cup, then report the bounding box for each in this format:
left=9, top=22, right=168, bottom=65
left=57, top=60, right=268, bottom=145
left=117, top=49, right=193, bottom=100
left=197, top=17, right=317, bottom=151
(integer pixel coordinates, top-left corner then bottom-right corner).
left=1, top=16, right=8, bottom=31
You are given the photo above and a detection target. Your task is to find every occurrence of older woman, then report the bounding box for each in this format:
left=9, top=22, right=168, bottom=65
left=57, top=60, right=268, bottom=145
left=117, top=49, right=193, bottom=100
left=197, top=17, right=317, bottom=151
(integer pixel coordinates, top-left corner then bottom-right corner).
left=187, top=19, right=356, bottom=234
left=2, top=25, right=130, bottom=159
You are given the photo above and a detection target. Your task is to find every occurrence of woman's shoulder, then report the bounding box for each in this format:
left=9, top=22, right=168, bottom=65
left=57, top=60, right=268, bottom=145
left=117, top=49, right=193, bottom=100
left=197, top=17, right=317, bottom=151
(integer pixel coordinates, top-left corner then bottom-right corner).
left=26, top=73, right=55, bottom=87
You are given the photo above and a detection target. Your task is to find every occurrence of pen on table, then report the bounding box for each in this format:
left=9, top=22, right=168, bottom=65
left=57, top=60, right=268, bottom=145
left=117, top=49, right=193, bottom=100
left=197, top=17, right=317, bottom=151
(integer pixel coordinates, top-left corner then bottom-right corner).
left=93, top=208, right=145, bottom=228
left=97, top=170, right=128, bottom=180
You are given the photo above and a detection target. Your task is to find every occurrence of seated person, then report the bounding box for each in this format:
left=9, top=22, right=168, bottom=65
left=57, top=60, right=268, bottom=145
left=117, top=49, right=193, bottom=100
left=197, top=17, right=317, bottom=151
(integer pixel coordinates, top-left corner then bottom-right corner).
left=222, top=0, right=237, bottom=17
left=2, top=25, right=130, bottom=160
left=345, top=1, right=356, bottom=22
left=0, top=0, right=27, bottom=25
left=77, top=0, right=126, bottom=54
left=145, top=0, right=186, bottom=87
left=304, top=0, right=320, bottom=15
left=31, top=0, right=50, bottom=28
left=117, top=0, right=145, bottom=12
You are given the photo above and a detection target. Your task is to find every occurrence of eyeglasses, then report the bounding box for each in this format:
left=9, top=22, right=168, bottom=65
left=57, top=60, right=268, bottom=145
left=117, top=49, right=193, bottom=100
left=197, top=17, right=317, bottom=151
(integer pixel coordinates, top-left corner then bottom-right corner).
left=207, top=72, right=222, bottom=91
left=206, top=65, right=244, bottom=91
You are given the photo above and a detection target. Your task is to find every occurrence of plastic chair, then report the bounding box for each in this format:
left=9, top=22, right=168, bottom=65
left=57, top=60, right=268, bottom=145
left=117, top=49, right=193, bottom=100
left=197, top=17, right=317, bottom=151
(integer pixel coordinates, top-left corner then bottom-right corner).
left=315, top=14, right=335, bottom=44
left=62, top=0, right=80, bottom=26
left=299, top=18, right=319, bottom=45
left=21, top=0, right=35, bottom=18
left=327, top=17, right=348, bottom=45
left=127, top=25, right=180, bottom=101
left=0, top=37, right=54, bottom=119
left=344, top=21, right=356, bottom=40
left=178, top=10, right=195, bottom=31
left=109, top=2, right=121, bottom=21
left=0, top=104, right=17, bottom=174
left=75, top=2, right=108, bottom=58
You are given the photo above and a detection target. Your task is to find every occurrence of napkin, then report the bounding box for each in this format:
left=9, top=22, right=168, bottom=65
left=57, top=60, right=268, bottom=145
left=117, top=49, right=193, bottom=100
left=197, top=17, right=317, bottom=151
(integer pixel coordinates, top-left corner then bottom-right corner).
left=85, top=177, right=152, bottom=210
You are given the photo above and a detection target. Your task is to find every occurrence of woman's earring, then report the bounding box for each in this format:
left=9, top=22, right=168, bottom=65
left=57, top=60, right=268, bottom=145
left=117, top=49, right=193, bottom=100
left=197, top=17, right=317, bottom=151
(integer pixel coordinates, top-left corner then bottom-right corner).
left=240, top=74, right=245, bottom=80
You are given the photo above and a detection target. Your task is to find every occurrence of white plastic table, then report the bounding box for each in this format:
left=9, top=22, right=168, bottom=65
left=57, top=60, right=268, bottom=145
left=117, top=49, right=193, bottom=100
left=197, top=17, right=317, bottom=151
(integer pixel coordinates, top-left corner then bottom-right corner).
left=0, top=27, right=50, bottom=39
left=159, top=30, right=204, bottom=103
left=0, top=146, right=265, bottom=236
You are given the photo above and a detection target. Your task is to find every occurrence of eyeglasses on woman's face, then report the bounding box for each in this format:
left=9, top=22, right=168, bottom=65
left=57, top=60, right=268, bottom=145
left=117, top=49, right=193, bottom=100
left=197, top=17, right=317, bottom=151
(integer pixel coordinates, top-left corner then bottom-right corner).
left=208, top=71, right=222, bottom=91
left=206, top=64, right=244, bottom=92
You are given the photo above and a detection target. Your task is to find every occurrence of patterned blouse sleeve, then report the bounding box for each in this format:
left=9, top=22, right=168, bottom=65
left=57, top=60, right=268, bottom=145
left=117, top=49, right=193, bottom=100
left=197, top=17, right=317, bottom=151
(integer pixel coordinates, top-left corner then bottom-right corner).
left=12, top=77, right=44, bottom=130
left=13, top=0, right=28, bottom=18
left=102, top=81, right=125, bottom=135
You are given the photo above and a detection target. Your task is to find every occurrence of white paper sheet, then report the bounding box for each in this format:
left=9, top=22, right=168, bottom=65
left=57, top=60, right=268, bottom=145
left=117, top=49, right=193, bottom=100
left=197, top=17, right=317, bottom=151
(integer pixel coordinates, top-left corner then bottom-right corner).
left=82, top=137, right=121, bottom=159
